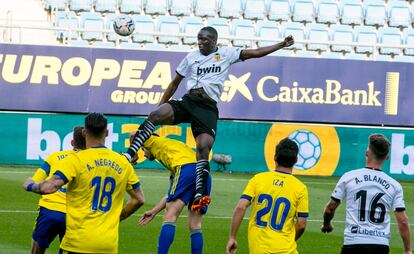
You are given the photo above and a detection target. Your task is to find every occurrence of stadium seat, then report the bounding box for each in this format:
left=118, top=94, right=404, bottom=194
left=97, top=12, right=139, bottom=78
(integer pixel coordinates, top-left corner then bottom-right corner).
left=170, top=0, right=193, bottom=16
left=94, top=41, right=116, bottom=47
left=55, top=11, right=79, bottom=40
left=394, top=55, right=414, bottom=63
left=295, top=50, right=319, bottom=58
left=120, top=42, right=141, bottom=49
left=354, top=26, right=377, bottom=54
left=182, top=16, right=204, bottom=45
left=340, top=0, right=364, bottom=25
left=270, top=49, right=293, bottom=57
left=316, top=0, right=339, bottom=24
left=244, top=0, right=267, bottom=20
left=219, top=0, right=243, bottom=18
left=71, top=0, right=93, bottom=12
left=169, top=44, right=193, bottom=52
left=403, top=28, right=414, bottom=56
left=143, top=43, right=168, bottom=50
left=194, top=0, right=216, bottom=17
left=373, top=54, right=392, bottom=62
left=68, top=39, right=89, bottom=46
left=232, top=20, right=255, bottom=47
left=388, top=1, right=411, bottom=28
left=45, top=0, right=67, bottom=11
left=378, top=27, right=402, bottom=55
left=345, top=53, right=367, bottom=60
left=330, top=25, right=354, bottom=53
left=363, top=0, right=387, bottom=27
left=320, top=51, right=343, bottom=59
left=119, top=0, right=142, bottom=13
left=106, top=13, right=129, bottom=42
left=268, top=0, right=291, bottom=21
left=281, top=22, right=305, bottom=50
left=306, top=23, right=329, bottom=52
left=80, top=12, right=104, bottom=41
left=95, top=0, right=117, bottom=13
left=145, top=0, right=168, bottom=15
left=292, top=0, right=315, bottom=23
left=208, top=18, right=231, bottom=46
left=256, top=20, right=281, bottom=47
left=157, top=16, right=181, bottom=44
left=131, top=15, right=155, bottom=43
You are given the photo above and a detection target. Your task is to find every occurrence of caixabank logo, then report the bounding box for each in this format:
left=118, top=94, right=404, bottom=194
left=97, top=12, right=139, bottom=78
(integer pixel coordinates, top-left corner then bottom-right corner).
left=263, top=124, right=340, bottom=176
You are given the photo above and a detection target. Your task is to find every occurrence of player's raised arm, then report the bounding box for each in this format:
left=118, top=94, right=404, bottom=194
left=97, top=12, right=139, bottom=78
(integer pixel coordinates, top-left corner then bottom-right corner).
left=240, top=35, right=294, bottom=61
left=395, top=210, right=412, bottom=254
left=158, top=74, right=184, bottom=105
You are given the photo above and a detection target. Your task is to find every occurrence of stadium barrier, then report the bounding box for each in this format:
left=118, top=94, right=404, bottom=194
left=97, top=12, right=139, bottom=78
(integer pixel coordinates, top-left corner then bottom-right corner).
left=0, top=112, right=413, bottom=180
left=1, top=43, right=413, bottom=127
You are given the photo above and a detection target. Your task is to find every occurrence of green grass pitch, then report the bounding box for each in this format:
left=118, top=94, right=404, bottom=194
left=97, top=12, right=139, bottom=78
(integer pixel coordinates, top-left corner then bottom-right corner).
left=0, top=166, right=412, bottom=253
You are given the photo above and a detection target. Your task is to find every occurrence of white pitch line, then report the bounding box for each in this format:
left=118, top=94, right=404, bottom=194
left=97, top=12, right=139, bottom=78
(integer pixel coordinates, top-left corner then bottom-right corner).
left=0, top=210, right=412, bottom=226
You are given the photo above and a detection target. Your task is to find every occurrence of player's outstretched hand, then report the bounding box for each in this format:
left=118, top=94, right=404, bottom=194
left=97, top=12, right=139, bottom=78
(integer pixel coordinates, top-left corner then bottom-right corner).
left=226, top=238, right=238, bottom=254
left=22, top=177, right=35, bottom=191
left=139, top=210, right=156, bottom=225
left=321, top=223, right=334, bottom=233
left=282, top=35, right=294, bottom=48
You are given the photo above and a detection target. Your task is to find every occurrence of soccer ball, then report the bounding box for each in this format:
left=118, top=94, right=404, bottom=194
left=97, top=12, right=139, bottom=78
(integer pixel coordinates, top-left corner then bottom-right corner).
left=113, top=14, right=135, bottom=36
left=288, top=129, right=322, bottom=170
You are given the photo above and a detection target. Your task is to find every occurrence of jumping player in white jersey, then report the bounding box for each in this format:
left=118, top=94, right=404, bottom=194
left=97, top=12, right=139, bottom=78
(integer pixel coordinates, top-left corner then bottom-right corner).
left=124, top=26, right=294, bottom=211
left=321, top=134, right=412, bottom=254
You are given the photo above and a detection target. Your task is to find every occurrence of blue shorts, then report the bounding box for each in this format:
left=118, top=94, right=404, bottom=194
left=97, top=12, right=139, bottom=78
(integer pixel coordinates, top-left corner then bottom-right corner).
left=167, top=163, right=212, bottom=214
left=32, top=207, right=66, bottom=249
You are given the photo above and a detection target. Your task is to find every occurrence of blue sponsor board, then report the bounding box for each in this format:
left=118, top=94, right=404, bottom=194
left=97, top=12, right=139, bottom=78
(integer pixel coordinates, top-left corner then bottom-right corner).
left=0, top=43, right=413, bottom=126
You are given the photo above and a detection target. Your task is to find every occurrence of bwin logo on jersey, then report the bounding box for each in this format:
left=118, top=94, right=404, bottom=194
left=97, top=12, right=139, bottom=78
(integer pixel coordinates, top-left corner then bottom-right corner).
left=220, top=72, right=253, bottom=102
left=196, top=65, right=221, bottom=75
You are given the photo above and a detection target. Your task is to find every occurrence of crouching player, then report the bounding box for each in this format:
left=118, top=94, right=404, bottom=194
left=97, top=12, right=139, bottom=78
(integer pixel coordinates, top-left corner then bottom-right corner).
left=135, top=133, right=211, bottom=254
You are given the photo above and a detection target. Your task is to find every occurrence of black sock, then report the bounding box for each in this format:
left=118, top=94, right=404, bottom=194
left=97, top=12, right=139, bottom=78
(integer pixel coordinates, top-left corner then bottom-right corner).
left=125, top=119, right=155, bottom=161
left=195, top=159, right=209, bottom=198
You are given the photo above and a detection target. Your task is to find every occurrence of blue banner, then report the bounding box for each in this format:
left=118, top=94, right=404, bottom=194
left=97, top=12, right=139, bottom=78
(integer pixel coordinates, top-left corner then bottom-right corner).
left=0, top=43, right=413, bottom=126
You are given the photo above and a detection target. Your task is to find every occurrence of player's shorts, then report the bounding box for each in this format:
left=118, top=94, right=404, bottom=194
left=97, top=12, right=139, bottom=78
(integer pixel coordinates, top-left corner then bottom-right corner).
left=32, top=207, right=66, bottom=249
left=341, top=244, right=389, bottom=254
left=166, top=163, right=212, bottom=214
left=168, top=88, right=218, bottom=139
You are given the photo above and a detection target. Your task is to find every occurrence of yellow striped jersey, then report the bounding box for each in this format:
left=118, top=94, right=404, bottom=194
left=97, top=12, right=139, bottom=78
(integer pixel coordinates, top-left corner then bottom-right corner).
left=31, top=150, right=75, bottom=213
left=54, top=146, right=140, bottom=254
left=241, top=170, right=309, bottom=254
left=144, top=135, right=196, bottom=174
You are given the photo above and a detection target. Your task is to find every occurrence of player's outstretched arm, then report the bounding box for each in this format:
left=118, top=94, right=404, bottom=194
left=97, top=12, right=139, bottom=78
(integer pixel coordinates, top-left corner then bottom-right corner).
left=23, top=175, right=65, bottom=194
left=226, top=199, right=250, bottom=254
left=395, top=211, right=412, bottom=254
left=295, top=217, right=307, bottom=241
left=121, top=188, right=145, bottom=221
left=321, top=198, right=340, bottom=233
left=240, top=35, right=294, bottom=61
left=139, top=196, right=167, bottom=225
left=158, top=74, right=184, bottom=105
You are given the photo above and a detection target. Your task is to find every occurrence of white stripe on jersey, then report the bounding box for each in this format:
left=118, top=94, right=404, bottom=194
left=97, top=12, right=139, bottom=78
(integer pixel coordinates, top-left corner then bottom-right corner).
left=331, top=168, right=406, bottom=246
left=176, top=47, right=242, bottom=102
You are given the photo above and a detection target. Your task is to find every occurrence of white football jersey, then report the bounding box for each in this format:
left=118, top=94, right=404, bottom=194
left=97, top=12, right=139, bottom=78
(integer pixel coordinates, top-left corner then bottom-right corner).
left=331, top=168, right=406, bottom=246
left=176, top=47, right=242, bottom=102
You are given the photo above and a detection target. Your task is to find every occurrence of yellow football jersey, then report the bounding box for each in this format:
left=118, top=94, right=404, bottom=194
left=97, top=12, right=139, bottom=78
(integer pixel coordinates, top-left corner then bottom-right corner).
left=31, top=150, right=75, bottom=213
left=54, top=146, right=140, bottom=254
left=144, top=136, right=196, bottom=174
left=242, top=170, right=309, bottom=254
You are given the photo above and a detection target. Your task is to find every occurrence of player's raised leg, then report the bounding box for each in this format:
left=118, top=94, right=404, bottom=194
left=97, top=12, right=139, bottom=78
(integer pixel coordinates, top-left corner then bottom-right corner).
left=125, top=103, right=175, bottom=161
left=192, top=134, right=213, bottom=210
left=158, top=199, right=185, bottom=254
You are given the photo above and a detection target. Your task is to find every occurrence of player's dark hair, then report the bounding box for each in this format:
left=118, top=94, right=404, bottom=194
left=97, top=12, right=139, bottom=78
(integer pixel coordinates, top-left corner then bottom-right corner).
left=369, top=134, right=390, bottom=161
left=73, top=126, right=86, bottom=150
left=85, top=113, right=107, bottom=138
left=275, top=138, right=299, bottom=168
left=200, top=26, right=218, bottom=40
